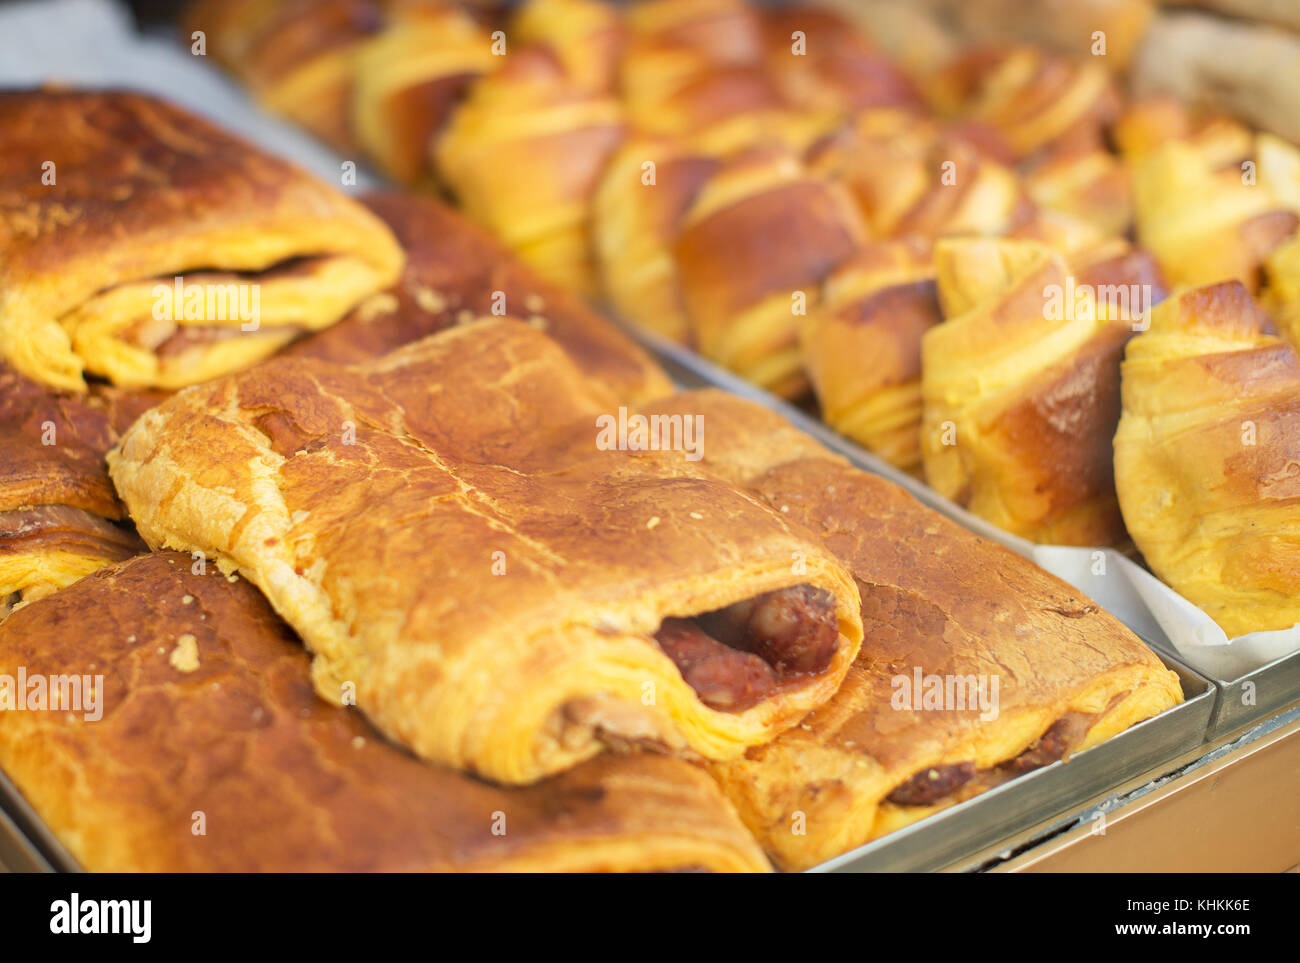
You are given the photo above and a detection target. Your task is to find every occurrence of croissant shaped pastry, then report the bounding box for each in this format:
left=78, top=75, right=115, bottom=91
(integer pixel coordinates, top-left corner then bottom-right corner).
left=930, top=46, right=1121, bottom=162
left=513, top=0, right=626, bottom=94
left=0, top=552, right=770, bottom=872
left=921, top=238, right=1145, bottom=546
left=641, top=392, right=1182, bottom=871
left=0, top=90, right=404, bottom=393
left=593, top=135, right=720, bottom=344
left=1112, top=95, right=1254, bottom=169
left=350, top=0, right=494, bottom=185
left=108, top=320, right=864, bottom=785
left=186, top=0, right=381, bottom=153
left=807, top=109, right=1032, bottom=243
left=1133, top=134, right=1300, bottom=293
left=799, top=239, right=941, bottom=471
left=0, top=367, right=156, bottom=609
left=1114, top=281, right=1300, bottom=638
left=1023, top=140, right=1134, bottom=240
left=435, top=45, right=624, bottom=298
left=671, top=145, right=868, bottom=398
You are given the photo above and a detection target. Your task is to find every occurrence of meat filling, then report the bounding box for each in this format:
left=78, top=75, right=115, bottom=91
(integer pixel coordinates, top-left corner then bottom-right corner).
left=886, top=762, right=977, bottom=806
left=652, top=584, right=840, bottom=712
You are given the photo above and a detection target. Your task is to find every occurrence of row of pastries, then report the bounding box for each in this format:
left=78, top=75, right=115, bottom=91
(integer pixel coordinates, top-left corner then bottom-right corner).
left=0, top=71, right=1188, bottom=871
left=182, top=0, right=1300, bottom=641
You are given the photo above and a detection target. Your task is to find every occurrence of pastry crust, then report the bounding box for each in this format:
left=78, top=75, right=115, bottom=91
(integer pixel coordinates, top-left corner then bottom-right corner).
left=108, top=320, right=863, bottom=784
left=0, top=552, right=770, bottom=872
left=0, top=90, right=404, bottom=392
left=640, top=391, right=1182, bottom=871
left=284, top=191, right=674, bottom=405
left=1115, top=281, right=1300, bottom=637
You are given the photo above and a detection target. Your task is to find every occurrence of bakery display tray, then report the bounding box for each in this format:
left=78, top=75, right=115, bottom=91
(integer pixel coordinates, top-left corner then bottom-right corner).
left=812, top=650, right=1216, bottom=873
left=0, top=649, right=1215, bottom=874
left=634, top=325, right=1300, bottom=737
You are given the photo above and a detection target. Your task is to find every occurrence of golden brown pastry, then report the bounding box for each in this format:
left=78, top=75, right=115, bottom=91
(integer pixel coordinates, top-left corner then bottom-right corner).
left=513, top=0, right=625, bottom=93
left=1264, top=237, right=1300, bottom=349
left=799, top=239, right=941, bottom=472
left=592, top=134, right=719, bottom=344
left=640, top=390, right=1182, bottom=871
left=109, top=320, right=864, bottom=785
left=806, top=109, right=1033, bottom=243
left=435, top=45, right=624, bottom=297
left=672, top=144, right=868, bottom=397
left=351, top=0, right=495, bottom=184
left=0, top=90, right=404, bottom=393
left=759, top=6, right=921, bottom=115
left=1114, top=281, right=1300, bottom=638
left=0, top=367, right=158, bottom=610
left=930, top=46, right=1121, bottom=162
left=1023, top=140, right=1134, bottom=240
left=0, top=552, right=771, bottom=872
left=921, top=238, right=1147, bottom=546
left=619, top=0, right=833, bottom=154
left=1133, top=133, right=1300, bottom=293
left=186, top=0, right=382, bottom=153
left=1112, top=95, right=1253, bottom=168
left=284, top=191, right=674, bottom=405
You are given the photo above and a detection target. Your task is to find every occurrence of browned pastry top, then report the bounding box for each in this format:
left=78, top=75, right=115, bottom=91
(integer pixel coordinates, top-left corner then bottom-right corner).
left=0, top=552, right=769, bottom=872
left=284, top=191, right=674, bottom=404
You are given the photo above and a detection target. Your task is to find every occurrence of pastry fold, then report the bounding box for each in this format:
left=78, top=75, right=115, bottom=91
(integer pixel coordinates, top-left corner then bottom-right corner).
left=1115, top=281, right=1300, bottom=638
left=0, top=552, right=770, bottom=872
left=641, top=391, right=1182, bottom=871
left=921, top=238, right=1146, bottom=546
left=0, top=365, right=157, bottom=610
left=0, top=90, right=404, bottom=392
left=108, top=320, right=863, bottom=785
left=284, top=191, right=674, bottom=406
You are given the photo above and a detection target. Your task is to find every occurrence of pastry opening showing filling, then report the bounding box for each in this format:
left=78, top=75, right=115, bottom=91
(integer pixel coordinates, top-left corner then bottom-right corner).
left=653, top=584, right=840, bottom=712
left=884, top=706, right=1117, bottom=807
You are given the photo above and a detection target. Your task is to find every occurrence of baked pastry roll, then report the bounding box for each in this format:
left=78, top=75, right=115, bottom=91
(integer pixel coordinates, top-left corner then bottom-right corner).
left=1023, top=140, right=1134, bottom=240
left=640, top=391, right=1182, bottom=871
left=1264, top=237, right=1300, bottom=349
left=284, top=191, right=674, bottom=405
left=186, top=0, right=381, bottom=153
left=1112, top=95, right=1254, bottom=168
left=0, top=367, right=156, bottom=612
left=108, top=320, right=864, bottom=785
left=1114, top=281, right=1300, bottom=638
left=1134, top=133, right=1300, bottom=293
left=799, top=239, right=941, bottom=472
left=921, top=238, right=1147, bottom=546
left=672, top=145, right=868, bottom=398
left=0, top=552, right=770, bottom=872
left=435, top=45, right=624, bottom=298
left=351, top=0, right=495, bottom=185
left=592, top=135, right=719, bottom=344
left=512, top=0, right=626, bottom=93
left=806, top=109, right=1033, bottom=243
left=0, top=90, right=404, bottom=393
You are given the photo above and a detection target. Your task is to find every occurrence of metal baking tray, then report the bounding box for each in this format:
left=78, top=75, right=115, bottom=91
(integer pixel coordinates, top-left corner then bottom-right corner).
left=635, top=326, right=1300, bottom=739
left=0, top=769, right=71, bottom=872
left=810, top=649, right=1217, bottom=872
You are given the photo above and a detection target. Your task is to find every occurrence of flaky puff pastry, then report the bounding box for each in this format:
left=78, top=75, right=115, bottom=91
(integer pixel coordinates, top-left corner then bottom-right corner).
left=640, top=392, right=1181, bottom=871
left=592, top=135, right=719, bottom=344
left=799, top=240, right=941, bottom=472
left=672, top=145, right=867, bottom=398
left=1115, top=281, right=1300, bottom=638
left=350, top=0, right=494, bottom=185
left=1133, top=134, right=1300, bottom=294
left=921, top=238, right=1145, bottom=546
left=109, top=320, right=863, bottom=785
left=0, top=552, right=770, bottom=872
left=0, top=90, right=404, bottom=393
left=807, top=109, right=1033, bottom=243
left=435, top=46, right=624, bottom=298
left=512, top=0, right=626, bottom=93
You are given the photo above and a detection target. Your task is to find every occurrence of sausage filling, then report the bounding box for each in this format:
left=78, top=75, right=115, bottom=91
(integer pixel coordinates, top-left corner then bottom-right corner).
left=653, top=584, right=839, bottom=712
